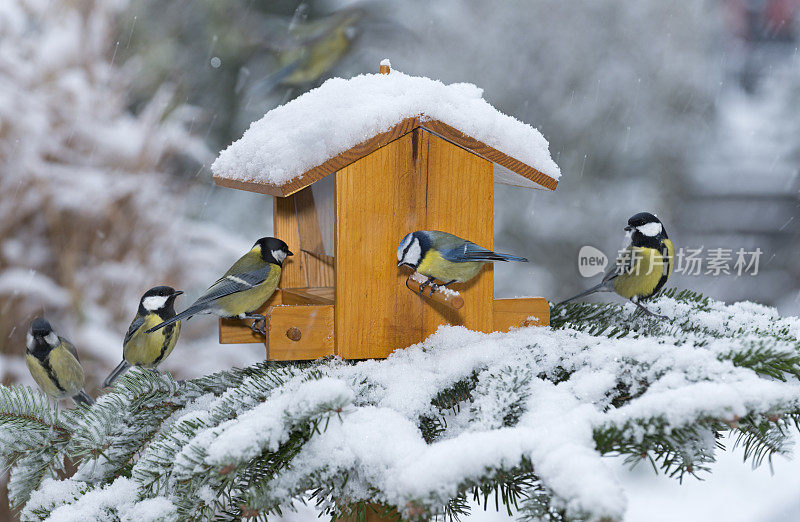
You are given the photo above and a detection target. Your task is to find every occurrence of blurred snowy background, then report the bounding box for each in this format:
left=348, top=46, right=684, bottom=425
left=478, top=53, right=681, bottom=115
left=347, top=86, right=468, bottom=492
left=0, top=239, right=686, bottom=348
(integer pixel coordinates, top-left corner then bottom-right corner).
left=1, top=0, right=800, bottom=520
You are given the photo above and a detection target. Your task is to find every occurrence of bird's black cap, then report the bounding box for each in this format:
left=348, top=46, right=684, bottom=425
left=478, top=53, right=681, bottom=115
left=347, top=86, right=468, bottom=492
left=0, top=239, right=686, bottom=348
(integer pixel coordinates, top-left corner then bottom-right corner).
left=627, top=212, right=661, bottom=228
left=141, top=286, right=183, bottom=299
left=30, top=317, right=53, bottom=336
left=255, top=237, right=294, bottom=263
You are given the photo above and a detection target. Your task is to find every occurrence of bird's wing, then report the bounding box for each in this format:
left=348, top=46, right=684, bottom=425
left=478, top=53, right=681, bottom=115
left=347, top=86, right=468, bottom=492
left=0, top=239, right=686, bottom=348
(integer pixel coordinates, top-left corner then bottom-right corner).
left=123, top=315, right=145, bottom=347
left=221, top=250, right=267, bottom=279
left=602, top=244, right=637, bottom=284
left=261, top=10, right=361, bottom=51
left=61, top=338, right=80, bottom=362
left=194, top=264, right=273, bottom=306
left=440, top=241, right=518, bottom=262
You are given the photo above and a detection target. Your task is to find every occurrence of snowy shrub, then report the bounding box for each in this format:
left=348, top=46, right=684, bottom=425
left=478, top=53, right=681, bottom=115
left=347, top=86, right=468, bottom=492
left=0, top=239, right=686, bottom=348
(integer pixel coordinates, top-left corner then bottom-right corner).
left=0, top=0, right=248, bottom=379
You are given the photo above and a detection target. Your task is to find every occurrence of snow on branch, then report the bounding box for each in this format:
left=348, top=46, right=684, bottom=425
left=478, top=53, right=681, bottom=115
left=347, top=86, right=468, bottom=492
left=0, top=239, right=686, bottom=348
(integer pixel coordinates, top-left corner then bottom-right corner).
left=3, top=290, right=800, bottom=520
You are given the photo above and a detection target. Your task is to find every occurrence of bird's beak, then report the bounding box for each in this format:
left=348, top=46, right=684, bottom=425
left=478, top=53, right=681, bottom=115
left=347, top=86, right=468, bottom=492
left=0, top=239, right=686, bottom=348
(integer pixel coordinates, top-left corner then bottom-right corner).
left=624, top=226, right=633, bottom=232
left=172, top=290, right=184, bottom=296
left=397, top=261, right=403, bottom=267
left=287, top=251, right=294, bottom=256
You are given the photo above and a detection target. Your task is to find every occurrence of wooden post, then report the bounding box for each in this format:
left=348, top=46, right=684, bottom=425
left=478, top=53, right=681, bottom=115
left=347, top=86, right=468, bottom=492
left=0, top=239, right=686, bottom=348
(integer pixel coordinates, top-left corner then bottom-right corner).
left=379, top=59, right=391, bottom=75
left=405, top=273, right=464, bottom=310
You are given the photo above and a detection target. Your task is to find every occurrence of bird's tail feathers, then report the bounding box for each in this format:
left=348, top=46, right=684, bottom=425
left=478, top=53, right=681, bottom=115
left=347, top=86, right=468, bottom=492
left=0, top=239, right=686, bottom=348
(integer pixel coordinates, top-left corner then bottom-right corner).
left=72, top=390, right=94, bottom=406
left=554, top=282, right=609, bottom=307
left=103, top=360, right=132, bottom=388
left=494, top=253, right=528, bottom=262
left=146, top=306, right=199, bottom=333
left=467, top=252, right=528, bottom=262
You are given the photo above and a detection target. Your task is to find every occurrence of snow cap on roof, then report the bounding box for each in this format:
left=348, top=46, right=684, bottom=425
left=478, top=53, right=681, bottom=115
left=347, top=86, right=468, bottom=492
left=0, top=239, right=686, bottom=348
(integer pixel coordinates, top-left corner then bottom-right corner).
left=211, top=68, right=561, bottom=187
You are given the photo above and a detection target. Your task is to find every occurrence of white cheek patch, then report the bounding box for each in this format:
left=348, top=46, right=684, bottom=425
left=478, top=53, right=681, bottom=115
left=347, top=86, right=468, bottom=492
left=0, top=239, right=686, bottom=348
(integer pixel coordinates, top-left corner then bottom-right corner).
left=45, top=332, right=59, bottom=347
left=26, top=332, right=34, bottom=350
left=271, top=249, right=287, bottom=263
left=397, top=234, right=413, bottom=261
left=142, top=295, right=169, bottom=311
left=403, top=238, right=422, bottom=266
left=637, top=222, right=662, bottom=237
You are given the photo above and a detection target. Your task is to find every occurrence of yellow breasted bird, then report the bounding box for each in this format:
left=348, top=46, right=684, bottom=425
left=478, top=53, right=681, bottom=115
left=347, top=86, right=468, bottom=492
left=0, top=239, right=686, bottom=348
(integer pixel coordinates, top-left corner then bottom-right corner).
left=25, top=318, right=93, bottom=406
left=103, top=286, right=183, bottom=388
left=556, top=212, right=675, bottom=318
left=258, top=7, right=363, bottom=90
left=397, top=230, right=528, bottom=293
left=147, top=237, right=292, bottom=336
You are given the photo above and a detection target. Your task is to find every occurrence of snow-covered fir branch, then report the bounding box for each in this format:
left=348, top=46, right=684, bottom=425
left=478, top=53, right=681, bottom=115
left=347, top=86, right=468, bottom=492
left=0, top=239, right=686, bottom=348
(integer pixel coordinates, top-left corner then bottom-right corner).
left=3, top=289, right=800, bottom=521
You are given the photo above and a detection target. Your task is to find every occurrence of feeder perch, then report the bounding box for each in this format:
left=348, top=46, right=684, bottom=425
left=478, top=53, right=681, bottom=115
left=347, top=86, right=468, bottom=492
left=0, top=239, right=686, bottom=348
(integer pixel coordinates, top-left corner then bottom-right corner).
left=406, top=273, right=464, bottom=310
left=212, top=61, right=560, bottom=360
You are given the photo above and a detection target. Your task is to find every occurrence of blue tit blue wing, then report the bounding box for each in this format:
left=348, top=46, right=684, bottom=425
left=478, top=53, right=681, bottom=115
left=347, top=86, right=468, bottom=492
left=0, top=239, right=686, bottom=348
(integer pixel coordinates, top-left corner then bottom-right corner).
left=441, top=241, right=527, bottom=263
left=123, top=315, right=146, bottom=347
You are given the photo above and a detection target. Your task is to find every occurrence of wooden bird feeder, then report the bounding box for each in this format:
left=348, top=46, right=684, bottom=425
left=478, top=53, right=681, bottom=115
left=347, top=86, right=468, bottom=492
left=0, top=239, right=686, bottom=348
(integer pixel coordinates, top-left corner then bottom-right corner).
left=212, top=61, right=559, bottom=360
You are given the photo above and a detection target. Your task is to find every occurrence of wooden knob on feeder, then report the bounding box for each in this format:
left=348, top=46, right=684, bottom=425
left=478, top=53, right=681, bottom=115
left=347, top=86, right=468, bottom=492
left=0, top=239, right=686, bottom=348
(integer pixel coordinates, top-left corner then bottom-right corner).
left=286, top=327, right=302, bottom=341
left=379, top=59, right=391, bottom=75
left=406, top=274, right=464, bottom=310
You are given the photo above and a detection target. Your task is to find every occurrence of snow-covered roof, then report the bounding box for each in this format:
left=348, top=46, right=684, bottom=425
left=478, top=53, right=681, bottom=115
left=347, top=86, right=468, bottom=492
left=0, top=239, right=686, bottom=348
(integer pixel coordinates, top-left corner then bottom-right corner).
left=211, top=67, right=561, bottom=196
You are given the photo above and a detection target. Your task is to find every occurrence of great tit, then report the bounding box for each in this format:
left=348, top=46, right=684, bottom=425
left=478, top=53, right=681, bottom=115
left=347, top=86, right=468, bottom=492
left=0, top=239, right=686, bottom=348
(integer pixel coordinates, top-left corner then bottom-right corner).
left=257, top=7, right=362, bottom=91
left=103, top=286, right=183, bottom=388
left=397, top=230, right=528, bottom=293
left=25, top=318, right=93, bottom=406
left=556, top=212, right=675, bottom=318
left=147, top=237, right=292, bottom=336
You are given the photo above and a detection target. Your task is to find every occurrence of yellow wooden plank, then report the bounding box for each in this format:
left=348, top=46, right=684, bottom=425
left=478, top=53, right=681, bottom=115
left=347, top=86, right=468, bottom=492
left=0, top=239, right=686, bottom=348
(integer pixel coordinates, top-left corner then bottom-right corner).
left=281, top=287, right=334, bottom=305
left=335, top=132, right=426, bottom=359
left=422, top=131, right=494, bottom=336
left=267, top=305, right=334, bottom=360
left=273, top=196, right=306, bottom=288
left=493, top=298, right=551, bottom=331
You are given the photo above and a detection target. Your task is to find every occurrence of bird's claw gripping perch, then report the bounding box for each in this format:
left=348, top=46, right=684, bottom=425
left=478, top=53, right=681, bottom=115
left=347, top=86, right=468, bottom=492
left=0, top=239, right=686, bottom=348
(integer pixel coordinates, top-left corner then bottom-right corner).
left=418, top=276, right=436, bottom=294
left=243, top=314, right=267, bottom=336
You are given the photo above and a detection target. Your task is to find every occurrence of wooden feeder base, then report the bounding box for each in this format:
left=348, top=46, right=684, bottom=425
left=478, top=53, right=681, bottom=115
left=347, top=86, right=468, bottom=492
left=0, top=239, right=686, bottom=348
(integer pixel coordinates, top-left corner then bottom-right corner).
left=219, top=287, right=550, bottom=360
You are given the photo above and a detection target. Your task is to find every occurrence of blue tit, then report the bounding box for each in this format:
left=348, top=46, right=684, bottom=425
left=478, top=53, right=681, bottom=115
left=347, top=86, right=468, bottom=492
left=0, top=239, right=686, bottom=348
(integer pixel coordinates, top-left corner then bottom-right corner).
left=556, top=212, right=675, bottom=318
left=397, top=230, right=528, bottom=293
left=103, top=286, right=183, bottom=388
left=147, top=237, right=293, bottom=336
left=25, top=318, right=93, bottom=406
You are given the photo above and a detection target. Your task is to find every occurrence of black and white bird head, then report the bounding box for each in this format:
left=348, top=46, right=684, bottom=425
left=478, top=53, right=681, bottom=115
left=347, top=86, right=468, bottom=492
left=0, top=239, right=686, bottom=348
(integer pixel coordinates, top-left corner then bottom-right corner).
left=26, top=317, right=59, bottom=358
left=138, top=286, right=183, bottom=315
left=625, top=212, right=668, bottom=247
left=255, top=237, right=294, bottom=266
left=396, top=231, right=429, bottom=270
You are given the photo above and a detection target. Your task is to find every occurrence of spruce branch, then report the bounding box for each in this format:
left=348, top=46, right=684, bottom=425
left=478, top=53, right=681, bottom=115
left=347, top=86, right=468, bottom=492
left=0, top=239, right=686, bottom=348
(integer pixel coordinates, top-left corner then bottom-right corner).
left=5, top=290, right=800, bottom=521
left=0, top=385, right=71, bottom=508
